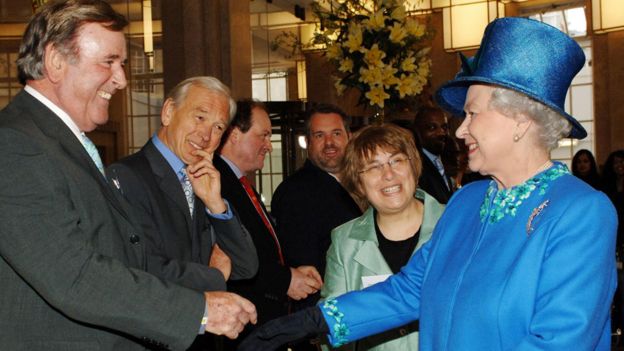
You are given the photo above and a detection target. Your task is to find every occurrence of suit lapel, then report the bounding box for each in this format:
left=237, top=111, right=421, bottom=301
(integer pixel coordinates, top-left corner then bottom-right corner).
left=143, top=142, right=194, bottom=228
left=350, top=209, right=391, bottom=275
left=16, top=91, right=132, bottom=222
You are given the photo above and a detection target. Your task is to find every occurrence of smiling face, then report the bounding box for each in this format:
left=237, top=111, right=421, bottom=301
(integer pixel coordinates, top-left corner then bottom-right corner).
left=455, top=84, right=519, bottom=178
left=415, top=109, right=449, bottom=155
left=307, top=112, right=350, bottom=174
left=359, top=148, right=416, bottom=216
left=54, top=22, right=127, bottom=132
left=159, top=85, right=229, bottom=165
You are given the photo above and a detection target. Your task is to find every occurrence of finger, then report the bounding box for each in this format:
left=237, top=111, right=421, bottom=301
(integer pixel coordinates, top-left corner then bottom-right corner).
left=308, top=269, right=323, bottom=284
left=304, top=276, right=322, bottom=290
left=192, top=148, right=214, bottom=161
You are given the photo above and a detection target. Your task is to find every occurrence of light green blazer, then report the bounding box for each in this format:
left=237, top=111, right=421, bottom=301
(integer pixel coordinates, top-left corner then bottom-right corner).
left=320, top=189, right=445, bottom=351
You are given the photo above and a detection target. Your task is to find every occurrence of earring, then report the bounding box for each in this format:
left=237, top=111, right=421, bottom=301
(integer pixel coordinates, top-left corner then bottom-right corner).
left=513, top=134, right=520, bottom=142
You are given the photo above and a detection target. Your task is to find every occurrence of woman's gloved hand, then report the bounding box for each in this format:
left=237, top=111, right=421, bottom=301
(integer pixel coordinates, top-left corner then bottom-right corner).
left=237, top=306, right=329, bottom=351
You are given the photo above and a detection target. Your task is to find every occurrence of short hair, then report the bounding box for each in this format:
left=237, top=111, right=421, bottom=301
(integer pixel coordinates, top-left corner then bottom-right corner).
left=166, top=76, right=237, bottom=122
left=341, top=124, right=422, bottom=210
left=413, top=106, right=446, bottom=127
left=489, top=87, right=572, bottom=151
left=221, top=99, right=268, bottom=144
left=304, top=103, right=351, bottom=137
left=17, top=0, right=128, bottom=85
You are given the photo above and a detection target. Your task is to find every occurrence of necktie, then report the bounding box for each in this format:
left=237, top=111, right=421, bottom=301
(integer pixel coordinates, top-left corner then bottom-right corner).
left=81, top=133, right=105, bottom=176
left=239, top=176, right=284, bottom=265
left=433, top=156, right=450, bottom=190
left=180, top=169, right=195, bottom=217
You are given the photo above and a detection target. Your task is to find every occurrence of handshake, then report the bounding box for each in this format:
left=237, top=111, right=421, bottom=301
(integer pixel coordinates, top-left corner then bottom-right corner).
left=203, top=264, right=322, bottom=340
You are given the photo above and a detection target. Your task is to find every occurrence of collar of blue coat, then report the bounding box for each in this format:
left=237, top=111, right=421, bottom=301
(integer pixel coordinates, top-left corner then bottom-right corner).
left=347, top=188, right=445, bottom=251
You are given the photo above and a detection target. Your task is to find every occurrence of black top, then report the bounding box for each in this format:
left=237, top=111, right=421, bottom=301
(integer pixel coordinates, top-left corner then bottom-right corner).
left=374, top=213, right=420, bottom=274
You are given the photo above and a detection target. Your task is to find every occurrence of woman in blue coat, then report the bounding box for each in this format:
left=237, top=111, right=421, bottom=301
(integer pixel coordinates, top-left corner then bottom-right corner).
left=239, top=17, right=618, bottom=351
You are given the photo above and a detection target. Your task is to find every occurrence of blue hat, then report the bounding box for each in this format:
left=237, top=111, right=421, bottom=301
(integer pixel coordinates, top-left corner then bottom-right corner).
left=435, top=17, right=587, bottom=139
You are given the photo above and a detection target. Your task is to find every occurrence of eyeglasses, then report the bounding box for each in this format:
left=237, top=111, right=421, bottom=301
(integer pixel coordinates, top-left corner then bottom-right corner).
left=359, top=157, right=411, bottom=176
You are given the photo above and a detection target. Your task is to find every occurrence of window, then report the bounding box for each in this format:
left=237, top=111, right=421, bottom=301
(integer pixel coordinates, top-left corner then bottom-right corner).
left=255, top=134, right=283, bottom=211
left=528, top=6, right=594, bottom=168
left=0, top=51, right=21, bottom=110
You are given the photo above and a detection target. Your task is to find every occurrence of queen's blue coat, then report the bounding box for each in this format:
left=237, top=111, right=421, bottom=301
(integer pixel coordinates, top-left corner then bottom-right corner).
left=321, top=163, right=617, bottom=350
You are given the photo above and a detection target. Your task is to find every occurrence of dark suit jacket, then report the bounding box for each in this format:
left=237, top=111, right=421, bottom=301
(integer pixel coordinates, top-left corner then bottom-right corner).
left=106, top=140, right=258, bottom=292
left=0, top=90, right=203, bottom=351
left=418, top=149, right=454, bottom=205
left=214, top=155, right=291, bottom=326
left=271, top=159, right=361, bottom=309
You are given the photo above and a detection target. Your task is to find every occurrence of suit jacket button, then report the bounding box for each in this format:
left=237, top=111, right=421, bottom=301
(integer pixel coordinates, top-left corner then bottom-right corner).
left=129, top=234, right=140, bottom=244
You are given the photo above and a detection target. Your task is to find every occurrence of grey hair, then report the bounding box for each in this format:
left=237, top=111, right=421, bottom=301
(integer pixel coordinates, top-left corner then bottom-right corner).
left=489, top=87, right=572, bottom=150
left=166, top=76, right=237, bottom=122
left=17, top=0, right=128, bottom=85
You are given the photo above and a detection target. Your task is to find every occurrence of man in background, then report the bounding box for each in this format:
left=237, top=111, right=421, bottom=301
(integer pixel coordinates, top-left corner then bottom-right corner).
left=0, top=1, right=255, bottom=349
left=107, top=76, right=259, bottom=350
left=215, top=99, right=322, bottom=349
left=412, top=106, right=454, bottom=204
left=271, top=103, right=361, bottom=311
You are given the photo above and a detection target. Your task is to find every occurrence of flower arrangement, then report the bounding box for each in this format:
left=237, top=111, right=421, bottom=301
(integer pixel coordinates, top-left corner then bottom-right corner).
left=312, top=0, right=432, bottom=111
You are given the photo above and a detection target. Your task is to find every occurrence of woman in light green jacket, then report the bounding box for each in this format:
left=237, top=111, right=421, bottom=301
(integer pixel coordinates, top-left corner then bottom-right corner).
left=321, top=124, right=445, bottom=351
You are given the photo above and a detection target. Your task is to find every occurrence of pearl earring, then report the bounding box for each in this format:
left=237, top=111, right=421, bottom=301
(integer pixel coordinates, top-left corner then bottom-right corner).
left=513, top=134, right=520, bottom=142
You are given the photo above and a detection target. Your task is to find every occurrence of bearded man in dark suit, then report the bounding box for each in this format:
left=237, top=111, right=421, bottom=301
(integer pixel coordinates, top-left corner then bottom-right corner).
left=0, top=1, right=255, bottom=350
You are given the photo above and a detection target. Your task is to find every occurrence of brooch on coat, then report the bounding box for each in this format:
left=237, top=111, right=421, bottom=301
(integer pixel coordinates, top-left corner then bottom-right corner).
left=526, top=200, right=549, bottom=236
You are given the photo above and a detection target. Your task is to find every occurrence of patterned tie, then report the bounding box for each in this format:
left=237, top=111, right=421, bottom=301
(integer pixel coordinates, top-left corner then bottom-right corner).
left=433, top=156, right=450, bottom=190
left=81, top=133, right=105, bottom=176
left=239, top=175, right=284, bottom=265
left=180, top=168, right=194, bottom=217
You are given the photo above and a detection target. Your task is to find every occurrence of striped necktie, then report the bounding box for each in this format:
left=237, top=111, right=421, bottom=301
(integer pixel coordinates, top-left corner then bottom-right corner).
left=81, top=133, right=105, bottom=176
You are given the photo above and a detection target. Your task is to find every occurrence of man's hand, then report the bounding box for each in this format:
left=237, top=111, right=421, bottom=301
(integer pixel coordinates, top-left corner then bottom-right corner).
left=187, top=149, right=226, bottom=213
left=203, top=291, right=257, bottom=339
left=287, top=266, right=323, bottom=300
left=209, top=243, right=231, bottom=281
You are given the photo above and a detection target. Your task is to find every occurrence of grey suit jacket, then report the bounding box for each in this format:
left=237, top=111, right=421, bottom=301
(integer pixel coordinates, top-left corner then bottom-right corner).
left=0, top=90, right=204, bottom=351
left=107, top=140, right=258, bottom=292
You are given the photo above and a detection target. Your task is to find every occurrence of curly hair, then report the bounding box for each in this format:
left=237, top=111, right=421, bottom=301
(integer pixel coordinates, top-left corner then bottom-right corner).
left=489, top=87, right=572, bottom=150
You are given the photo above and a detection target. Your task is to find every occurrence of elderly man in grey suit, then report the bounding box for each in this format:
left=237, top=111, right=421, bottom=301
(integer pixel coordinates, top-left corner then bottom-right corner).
left=108, top=76, right=258, bottom=290
left=0, top=1, right=255, bottom=350
left=108, top=77, right=259, bottom=350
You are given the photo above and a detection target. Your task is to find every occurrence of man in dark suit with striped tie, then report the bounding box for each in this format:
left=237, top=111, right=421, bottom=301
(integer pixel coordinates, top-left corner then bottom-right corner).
left=215, top=99, right=323, bottom=349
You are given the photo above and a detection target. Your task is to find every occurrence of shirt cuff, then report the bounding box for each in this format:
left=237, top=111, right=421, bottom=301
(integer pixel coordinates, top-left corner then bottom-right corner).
left=198, top=303, right=208, bottom=334
left=205, top=199, right=233, bottom=220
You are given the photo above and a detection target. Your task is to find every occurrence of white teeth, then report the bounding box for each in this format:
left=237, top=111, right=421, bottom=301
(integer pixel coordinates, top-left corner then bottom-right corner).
left=97, top=91, right=112, bottom=100
left=468, top=143, right=478, bottom=151
left=189, top=141, right=202, bottom=150
left=382, top=185, right=401, bottom=193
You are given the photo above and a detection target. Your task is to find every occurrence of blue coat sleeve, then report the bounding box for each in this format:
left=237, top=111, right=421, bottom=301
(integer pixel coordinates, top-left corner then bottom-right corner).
left=320, top=237, right=431, bottom=346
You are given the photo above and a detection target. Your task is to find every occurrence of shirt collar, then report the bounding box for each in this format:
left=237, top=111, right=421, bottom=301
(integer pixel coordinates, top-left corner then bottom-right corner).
left=152, top=134, right=186, bottom=181
left=218, top=154, right=244, bottom=179
left=421, top=148, right=438, bottom=164
left=24, top=85, right=83, bottom=146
